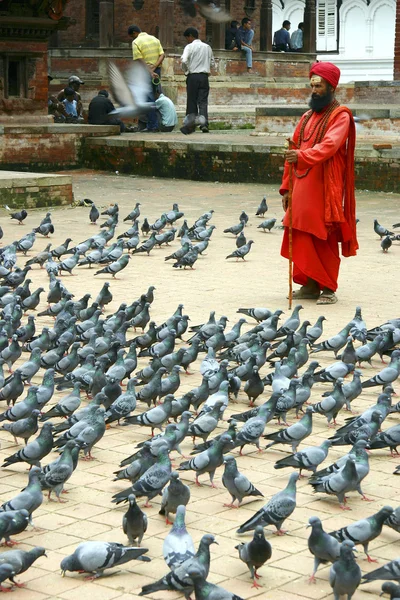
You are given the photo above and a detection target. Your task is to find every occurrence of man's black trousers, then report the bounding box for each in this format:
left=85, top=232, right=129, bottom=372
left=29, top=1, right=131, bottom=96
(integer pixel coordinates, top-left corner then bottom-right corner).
left=186, top=73, right=209, bottom=125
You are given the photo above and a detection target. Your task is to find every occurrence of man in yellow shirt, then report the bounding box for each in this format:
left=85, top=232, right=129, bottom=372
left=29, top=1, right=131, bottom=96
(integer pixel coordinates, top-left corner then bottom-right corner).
left=128, top=25, right=165, bottom=132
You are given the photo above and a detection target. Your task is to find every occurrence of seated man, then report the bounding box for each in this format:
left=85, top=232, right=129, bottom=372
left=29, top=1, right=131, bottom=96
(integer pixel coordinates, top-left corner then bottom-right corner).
left=290, top=22, right=304, bottom=52
left=88, top=90, right=125, bottom=132
left=273, top=20, right=291, bottom=52
left=61, top=87, right=82, bottom=122
left=225, top=20, right=239, bottom=50
left=154, top=90, right=178, bottom=132
left=235, top=18, right=254, bottom=73
left=57, top=75, right=84, bottom=118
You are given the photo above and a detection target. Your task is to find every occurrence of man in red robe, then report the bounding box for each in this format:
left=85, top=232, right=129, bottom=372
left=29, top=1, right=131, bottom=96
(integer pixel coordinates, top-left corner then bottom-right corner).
left=280, top=62, right=358, bottom=305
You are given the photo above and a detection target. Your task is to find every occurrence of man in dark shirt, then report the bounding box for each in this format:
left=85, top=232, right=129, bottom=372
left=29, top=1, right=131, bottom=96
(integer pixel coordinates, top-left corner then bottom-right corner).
left=88, top=90, right=125, bottom=132
left=225, top=20, right=239, bottom=49
left=273, top=20, right=291, bottom=52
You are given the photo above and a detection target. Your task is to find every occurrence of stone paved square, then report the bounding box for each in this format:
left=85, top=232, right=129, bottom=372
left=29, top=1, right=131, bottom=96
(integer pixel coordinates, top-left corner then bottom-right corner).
left=0, top=170, right=399, bottom=600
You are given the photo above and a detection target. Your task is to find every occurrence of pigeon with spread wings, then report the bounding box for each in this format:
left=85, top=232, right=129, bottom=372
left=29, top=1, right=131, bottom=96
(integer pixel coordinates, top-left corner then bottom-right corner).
left=108, top=60, right=155, bottom=119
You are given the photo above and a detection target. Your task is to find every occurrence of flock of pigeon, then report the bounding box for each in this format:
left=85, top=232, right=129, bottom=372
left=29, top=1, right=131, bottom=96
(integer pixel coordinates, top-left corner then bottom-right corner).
left=0, top=199, right=398, bottom=600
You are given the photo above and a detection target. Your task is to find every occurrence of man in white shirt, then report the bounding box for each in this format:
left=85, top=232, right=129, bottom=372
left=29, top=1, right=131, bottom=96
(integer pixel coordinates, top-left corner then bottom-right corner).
left=290, top=22, right=304, bottom=52
left=180, top=27, right=215, bottom=134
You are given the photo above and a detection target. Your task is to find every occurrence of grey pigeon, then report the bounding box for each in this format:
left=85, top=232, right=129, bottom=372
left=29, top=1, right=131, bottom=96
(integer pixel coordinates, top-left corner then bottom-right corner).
left=265, top=406, right=313, bottom=452
left=307, top=516, right=340, bottom=583
left=1, top=467, right=43, bottom=524
left=123, top=494, right=148, bottom=546
left=0, top=564, right=15, bottom=592
left=374, top=219, right=393, bottom=238
left=40, top=382, right=82, bottom=421
left=159, top=471, right=191, bottom=524
left=309, top=457, right=359, bottom=510
left=60, top=541, right=150, bottom=578
left=255, top=196, right=268, bottom=217
left=125, top=394, right=173, bottom=435
left=112, top=446, right=171, bottom=507
left=95, top=254, right=131, bottom=278
left=226, top=240, right=254, bottom=260
left=369, top=423, right=400, bottom=455
left=274, top=439, right=332, bottom=476
left=222, top=455, right=263, bottom=507
left=40, top=439, right=76, bottom=500
left=311, top=378, right=346, bottom=426
left=362, top=350, right=400, bottom=388
left=235, top=526, right=272, bottom=588
left=1, top=409, right=40, bottom=445
left=178, top=433, right=234, bottom=486
left=237, top=472, right=299, bottom=535
left=0, top=546, right=46, bottom=587
left=257, top=217, right=276, bottom=232
left=329, top=505, right=394, bottom=562
left=381, top=582, right=400, bottom=599
left=362, top=558, right=400, bottom=583
left=385, top=506, right=400, bottom=532
left=2, top=422, right=53, bottom=468
left=139, top=533, right=217, bottom=599
left=329, top=540, right=361, bottom=600
left=0, top=510, right=29, bottom=546
left=163, top=505, right=195, bottom=569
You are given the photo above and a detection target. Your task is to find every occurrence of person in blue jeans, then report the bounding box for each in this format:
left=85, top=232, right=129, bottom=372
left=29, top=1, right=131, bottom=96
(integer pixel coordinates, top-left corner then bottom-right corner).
left=235, top=18, right=254, bottom=73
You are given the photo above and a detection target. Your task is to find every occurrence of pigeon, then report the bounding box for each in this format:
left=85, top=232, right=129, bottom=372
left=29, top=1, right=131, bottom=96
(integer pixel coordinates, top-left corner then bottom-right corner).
left=329, top=540, right=361, bottom=600
left=33, top=222, right=54, bottom=237
left=223, top=220, right=245, bottom=236
left=162, top=504, right=195, bottom=571
left=89, top=203, right=100, bottom=224
left=0, top=509, right=29, bottom=546
left=235, top=526, right=272, bottom=588
left=274, top=439, right=332, bottom=476
left=173, top=246, right=200, bottom=269
left=0, top=546, right=46, bottom=587
left=307, top=516, right=340, bottom=583
left=255, top=196, right=268, bottom=217
left=380, top=582, right=400, bottom=599
left=257, top=217, right=276, bottom=232
left=329, top=505, right=394, bottom=562
left=385, top=506, right=400, bottom=532
left=1, top=466, right=43, bottom=524
left=39, top=439, right=77, bottom=501
left=265, top=406, right=313, bottom=452
left=309, top=457, right=359, bottom=509
left=40, top=382, right=82, bottom=421
left=123, top=494, right=148, bottom=546
left=2, top=422, right=54, bottom=468
left=159, top=471, right=191, bottom=524
left=311, top=378, right=347, bottom=426
left=362, top=350, right=400, bottom=388
left=362, top=558, right=400, bottom=583
left=7, top=208, right=28, bottom=225
left=95, top=253, right=130, bottom=278
left=139, top=533, right=217, bottom=598
left=237, top=472, right=299, bottom=535
left=112, top=446, right=171, bottom=507
left=311, top=323, right=353, bottom=355
left=368, top=423, right=400, bottom=455
left=178, top=433, right=234, bottom=486
left=108, top=60, right=156, bottom=118
left=60, top=541, right=150, bottom=578
left=222, top=455, right=263, bottom=507
left=1, top=409, right=40, bottom=445
left=374, top=219, right=394, bottom=238
left=125, top=394, right=173, bottom=435
left=382, top=236, right=392, bottom=252
left=226, top=240, right=254, bottom=260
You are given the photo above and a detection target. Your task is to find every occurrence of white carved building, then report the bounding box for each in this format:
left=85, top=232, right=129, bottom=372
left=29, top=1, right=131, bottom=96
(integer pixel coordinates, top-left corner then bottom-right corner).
left=271, top=0, right=396, bottom=81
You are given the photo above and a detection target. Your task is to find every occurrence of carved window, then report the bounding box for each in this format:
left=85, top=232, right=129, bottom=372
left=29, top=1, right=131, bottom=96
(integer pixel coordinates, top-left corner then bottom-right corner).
left=3, top=56, right=27, bottom=98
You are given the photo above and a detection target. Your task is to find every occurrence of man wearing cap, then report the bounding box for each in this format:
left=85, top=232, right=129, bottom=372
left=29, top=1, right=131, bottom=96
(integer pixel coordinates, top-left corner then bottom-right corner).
left=57, top=76, right=84, bottom=118
left=280, top=61, right=358, bottom=305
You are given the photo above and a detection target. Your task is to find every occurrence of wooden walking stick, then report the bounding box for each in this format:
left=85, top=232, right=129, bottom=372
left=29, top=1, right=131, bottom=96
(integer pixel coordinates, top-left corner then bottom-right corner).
left=287, top=138, right=294, bottom=310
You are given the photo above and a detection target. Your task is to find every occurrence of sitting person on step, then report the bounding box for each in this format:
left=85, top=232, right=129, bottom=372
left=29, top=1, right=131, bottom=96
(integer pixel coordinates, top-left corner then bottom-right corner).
left=235, top=17, right=254, bottom=73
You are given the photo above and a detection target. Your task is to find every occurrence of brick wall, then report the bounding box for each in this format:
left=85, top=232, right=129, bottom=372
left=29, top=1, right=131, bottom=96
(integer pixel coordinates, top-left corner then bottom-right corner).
left=3, top=183, right=73, bottom=209
left=53, top=0, right=267, bottom=48
left=0, top=125, right=119, bottom=171
left=0, top=40, right=48, bottom=117
left=82, top=137, right=400, bottom=192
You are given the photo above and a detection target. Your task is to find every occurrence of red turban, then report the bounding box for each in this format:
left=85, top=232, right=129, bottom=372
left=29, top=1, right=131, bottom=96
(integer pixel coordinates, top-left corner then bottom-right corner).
left=310, top=62, right=341, bottom=89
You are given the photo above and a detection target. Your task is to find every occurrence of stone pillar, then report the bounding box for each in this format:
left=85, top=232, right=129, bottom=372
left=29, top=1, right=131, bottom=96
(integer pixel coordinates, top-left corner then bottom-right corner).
left=394, top=0, right=400, bottom=79
left=99, top=0, right=114, bottom=48
left=211, top=0, right=226, bottom=49
left=260, top=0, right=272, bottom=51
left=303, top=0, right=316, bottom=53
left=159, top=0, right=174, bottom=49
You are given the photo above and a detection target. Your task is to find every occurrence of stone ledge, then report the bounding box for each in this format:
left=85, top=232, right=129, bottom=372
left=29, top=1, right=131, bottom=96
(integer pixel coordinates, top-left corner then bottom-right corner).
left=0, top=124, right=120, bottom=135
left=0, top=171, right=71, bottom=188
left=0, top=171, right=73, bottom=208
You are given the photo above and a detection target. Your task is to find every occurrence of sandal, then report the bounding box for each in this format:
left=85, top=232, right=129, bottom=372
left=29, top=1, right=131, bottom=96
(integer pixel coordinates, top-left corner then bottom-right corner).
left=288, top=288, right=320, bottom=300
left=316, top=292, right=338, bottom=305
